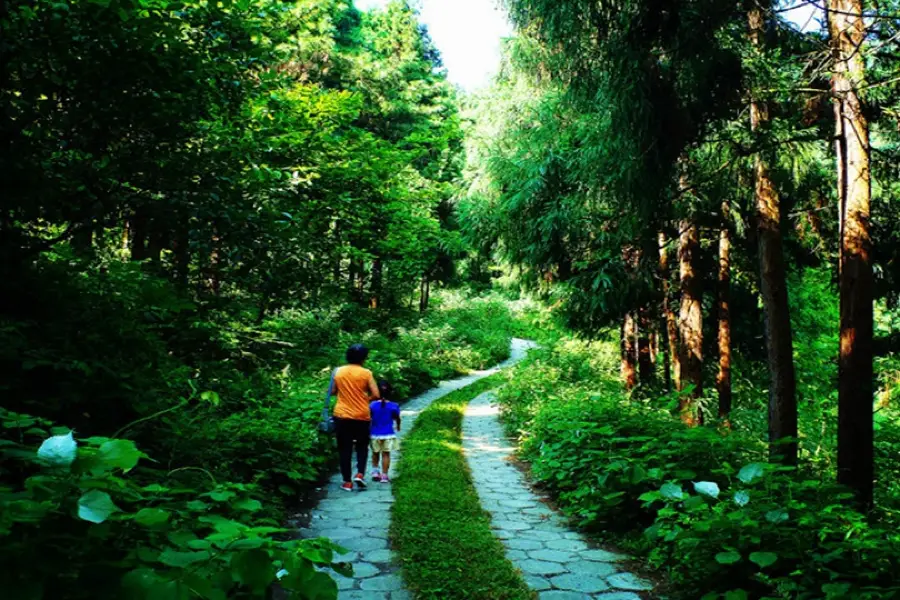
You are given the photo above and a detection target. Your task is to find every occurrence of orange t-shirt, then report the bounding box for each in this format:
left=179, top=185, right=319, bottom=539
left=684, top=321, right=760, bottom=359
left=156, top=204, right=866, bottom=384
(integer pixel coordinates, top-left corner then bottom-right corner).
left=332, top=364, right=377, bottom=421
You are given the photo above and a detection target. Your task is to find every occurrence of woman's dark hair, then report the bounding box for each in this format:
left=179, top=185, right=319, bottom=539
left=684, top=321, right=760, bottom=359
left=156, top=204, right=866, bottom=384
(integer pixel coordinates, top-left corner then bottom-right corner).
left=346, top=344, right=369, bottom=365
left=377, top=380, right=394, bottom=405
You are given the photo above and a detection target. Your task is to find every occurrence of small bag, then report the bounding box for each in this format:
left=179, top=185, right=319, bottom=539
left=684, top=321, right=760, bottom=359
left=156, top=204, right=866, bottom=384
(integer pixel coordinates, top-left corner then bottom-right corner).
left=318, top=369, right=337, bottom=434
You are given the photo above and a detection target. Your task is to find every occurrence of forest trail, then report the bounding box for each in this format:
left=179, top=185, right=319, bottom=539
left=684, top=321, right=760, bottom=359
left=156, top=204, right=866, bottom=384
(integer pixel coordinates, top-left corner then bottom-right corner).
left=463, top=392, right=655, bottom=599
left=299, top=339, right=536, bottom=599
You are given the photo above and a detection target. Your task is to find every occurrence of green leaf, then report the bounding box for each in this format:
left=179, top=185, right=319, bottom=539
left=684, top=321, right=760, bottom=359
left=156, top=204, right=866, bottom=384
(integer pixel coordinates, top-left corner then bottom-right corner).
left=660, top=482, right=684, bottom=500
left=158, top=549, right=211, bottom=567
left=96, top=439, right=142, bottom=472
left=135, top=508, right=171, bottom=527
left=765, top=509, right=789, bottom=524
left=724, top=590, right=749, bottom=600
left=231, top=549, right=274, bottom=593
left=200, top=391, right=220, bottom=406
left=737, top=463, right=765, bottom=484
left=234, top=498, right=262, bottom=512
left=209, top=489, right=235, bottom=502
left=749, top=552, right=778, bottom=568
left=78, top=490, right=119, bottom=524
left=822, top=583, right=851, bottom=597
left=715, top=551, right=741, bottom=565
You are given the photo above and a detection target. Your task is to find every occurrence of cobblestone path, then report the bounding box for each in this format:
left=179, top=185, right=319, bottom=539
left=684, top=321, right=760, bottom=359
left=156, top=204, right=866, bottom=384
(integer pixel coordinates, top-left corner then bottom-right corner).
left=463, top=391, right=656, bottom=600
left=299, top=340, right=536, bottom=599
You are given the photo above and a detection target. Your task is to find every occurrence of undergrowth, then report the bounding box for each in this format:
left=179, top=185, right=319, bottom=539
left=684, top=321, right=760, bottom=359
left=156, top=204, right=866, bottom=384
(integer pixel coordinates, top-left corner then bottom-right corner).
left=495, top=326, right=900, bottom=600
left=391, top=374, right=534, bottom=600
left=0, top=254, right=518, bottom=599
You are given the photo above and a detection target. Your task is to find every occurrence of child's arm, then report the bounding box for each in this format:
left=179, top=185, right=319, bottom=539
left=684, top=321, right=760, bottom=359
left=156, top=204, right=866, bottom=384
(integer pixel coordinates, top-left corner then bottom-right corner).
left=393, top=407, right=401, bottom=431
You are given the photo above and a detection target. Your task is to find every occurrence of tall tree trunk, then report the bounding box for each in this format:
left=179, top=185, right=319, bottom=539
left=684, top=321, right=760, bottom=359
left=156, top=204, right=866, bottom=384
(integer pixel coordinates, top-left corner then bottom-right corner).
left=749, top=3, right=798, bottom=463
left=678, top=220, right=702, bottom=425
left=621, top=311, right=638, bottom=390
left=717, top=210, right=733, bottom=421
left=369, top=259, right=383, bottom=309
left=121, top=218, right=130, bottom=252
left=174, top=220, right=190, bottom=290
left=348, top=259, right=357, bottom=298
left=638, top=307, right=654, bottom=384
left=130, top=209, right=149, bottom=261
left=71, top=221, right=94, bottom=256
left=147, top=220, right=164, bottom=264
left=206, top=228, right=221, bottom=297
left=659, top=232, right=680, bottom=392
left=828, top=0, right=874, bottom=506
left=419, top=275, right=430, bottom=312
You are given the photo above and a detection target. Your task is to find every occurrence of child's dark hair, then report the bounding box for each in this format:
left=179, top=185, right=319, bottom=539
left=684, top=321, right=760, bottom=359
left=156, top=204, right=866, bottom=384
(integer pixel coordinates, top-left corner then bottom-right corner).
left=377, top=380, right=394, bottom=405
left=346, top=344, right=369, bottom=365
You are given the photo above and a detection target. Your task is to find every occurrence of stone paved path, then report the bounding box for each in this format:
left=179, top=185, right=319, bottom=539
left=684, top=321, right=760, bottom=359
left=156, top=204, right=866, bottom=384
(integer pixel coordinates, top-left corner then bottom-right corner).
left=463, top=392, right=655, bottom=600
left=300, top=339, right=536, bottom=599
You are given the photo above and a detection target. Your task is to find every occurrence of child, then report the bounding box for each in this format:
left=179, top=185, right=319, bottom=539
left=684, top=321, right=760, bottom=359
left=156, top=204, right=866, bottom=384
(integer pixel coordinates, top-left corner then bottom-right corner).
left=369, top=380, right=401, bottom=483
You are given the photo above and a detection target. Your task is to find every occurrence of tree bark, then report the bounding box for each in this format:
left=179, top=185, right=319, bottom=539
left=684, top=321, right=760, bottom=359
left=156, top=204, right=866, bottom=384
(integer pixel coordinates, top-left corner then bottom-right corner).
left=678, top=220, right=703, bottom=425
left=174, top=220, right=190, bottom=290
left=659, top=232, right=680, bottom=392
left=638, top=307, right=654, bottom=384
left=130, top=209, right=149, bottom=261
left=369, top=259, right=383, bottom=309
left=717, top=212, right=733, bottom=421
left=621, top=311, right=638, bottom=390
left=828, top=0, right=874, bottom=506
left=749, top=3, right=798, bottom=463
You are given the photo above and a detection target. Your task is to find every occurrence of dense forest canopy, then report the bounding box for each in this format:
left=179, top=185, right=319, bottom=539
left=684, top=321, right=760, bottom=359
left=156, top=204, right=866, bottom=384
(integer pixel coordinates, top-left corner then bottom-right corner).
left=3, top=0, right=900, bottom=598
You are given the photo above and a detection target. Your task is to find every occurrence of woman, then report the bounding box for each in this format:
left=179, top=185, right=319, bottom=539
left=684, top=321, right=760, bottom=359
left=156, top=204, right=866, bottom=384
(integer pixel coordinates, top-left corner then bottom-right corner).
left=329, top=343, right=379, bottom=491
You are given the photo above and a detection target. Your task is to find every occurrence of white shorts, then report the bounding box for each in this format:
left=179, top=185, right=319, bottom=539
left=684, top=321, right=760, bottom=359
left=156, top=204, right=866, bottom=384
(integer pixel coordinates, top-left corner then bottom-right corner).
left=370, top=437, right=399, bottom=452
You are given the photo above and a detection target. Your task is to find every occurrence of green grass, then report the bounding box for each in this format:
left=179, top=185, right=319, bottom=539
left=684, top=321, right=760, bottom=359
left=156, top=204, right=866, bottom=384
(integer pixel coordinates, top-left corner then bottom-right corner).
left=391, top=374, right=535, bottom=600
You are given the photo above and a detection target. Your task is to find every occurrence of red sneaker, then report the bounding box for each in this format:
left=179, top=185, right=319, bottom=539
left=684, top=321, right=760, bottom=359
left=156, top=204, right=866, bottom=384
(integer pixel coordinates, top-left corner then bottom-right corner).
left=340, top=482, right=353, bottom=492
left=353, top=473, right=367, bottom=489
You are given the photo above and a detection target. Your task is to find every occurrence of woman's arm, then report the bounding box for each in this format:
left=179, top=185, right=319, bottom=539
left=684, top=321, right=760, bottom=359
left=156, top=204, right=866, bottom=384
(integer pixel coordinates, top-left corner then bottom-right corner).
left=368, top=375, right=380, bottom=399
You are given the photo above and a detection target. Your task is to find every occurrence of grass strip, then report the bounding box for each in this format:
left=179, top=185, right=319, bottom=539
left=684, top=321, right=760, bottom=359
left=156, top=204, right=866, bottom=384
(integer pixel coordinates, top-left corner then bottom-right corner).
left=391, top=374, right=534, bottom=600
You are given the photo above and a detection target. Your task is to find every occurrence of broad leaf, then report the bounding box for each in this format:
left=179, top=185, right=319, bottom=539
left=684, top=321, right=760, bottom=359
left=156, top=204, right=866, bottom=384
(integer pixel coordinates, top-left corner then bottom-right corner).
left=97, top=440, right=142, bottom=472
left=737, top=463, right=765, bottom=484
left=78, top=490, right=119, bottom=524
left=715, top=551, right=741, bottom=565
left=135, top=508, right=170, bottom=527
left=749, top=552, right=778, bottom=568
left=660, top=483, right=684, bottom=500
left=37, top=432, right=77, bottom=467
left=693, top=481, right=720, bottom=498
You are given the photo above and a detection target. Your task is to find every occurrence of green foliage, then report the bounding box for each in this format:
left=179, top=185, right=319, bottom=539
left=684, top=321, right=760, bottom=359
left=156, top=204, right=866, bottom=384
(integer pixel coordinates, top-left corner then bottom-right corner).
left=391, top=375, right=533, bottom=600
left=495, top=333, right=900, bottom=599
left=0, top=411, right=345, bottom=600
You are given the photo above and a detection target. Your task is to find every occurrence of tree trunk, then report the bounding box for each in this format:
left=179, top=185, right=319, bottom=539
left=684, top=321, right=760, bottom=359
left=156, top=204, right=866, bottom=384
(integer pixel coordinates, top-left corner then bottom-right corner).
left=207, top=228, right=221, bottom=297
left=369, top=259, right=383, bottom=309
left=419, top=275, right=430, bottom=312
left=659, top=232, right=680, bottom=392
left=174, top=220, right=190, bottom=290
left=130, top=209, right=149, bottom=261
left=621, top=311, right=638, bottom=390
left=638, top=307, right=654, bottom=384
left=147, top=220, right=164, bottom=264
left=749, top=3, right=798, bottom=463
left=828, top=0, right=874, bottom=506
left=678, top=220, right=702, bottom=425
left=71, top=222, right=94, bottom=256
left=716, top=212, right=733, bottom=421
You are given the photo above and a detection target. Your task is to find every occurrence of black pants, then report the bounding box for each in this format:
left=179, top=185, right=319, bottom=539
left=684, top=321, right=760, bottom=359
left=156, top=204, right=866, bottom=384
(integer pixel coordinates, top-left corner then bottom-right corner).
left=334, top=417, right=370, bottom=482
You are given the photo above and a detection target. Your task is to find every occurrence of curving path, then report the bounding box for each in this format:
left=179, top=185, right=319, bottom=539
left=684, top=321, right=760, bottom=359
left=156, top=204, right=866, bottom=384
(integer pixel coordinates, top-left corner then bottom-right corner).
left=463, top=391, right=655, bottom=600
left=299, top=339, right=536, bottom=599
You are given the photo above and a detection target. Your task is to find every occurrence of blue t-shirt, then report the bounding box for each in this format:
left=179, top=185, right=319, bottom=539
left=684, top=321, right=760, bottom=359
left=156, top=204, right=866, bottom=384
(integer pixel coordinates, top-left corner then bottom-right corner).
left=370, top=400, right=400, bottom=437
